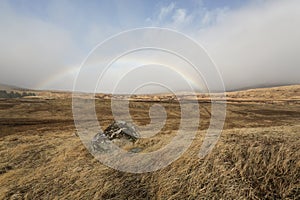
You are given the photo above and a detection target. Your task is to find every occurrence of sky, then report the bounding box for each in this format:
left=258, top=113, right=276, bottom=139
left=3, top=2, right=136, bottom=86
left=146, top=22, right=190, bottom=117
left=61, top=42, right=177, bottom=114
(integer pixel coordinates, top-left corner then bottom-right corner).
left=0, top=0, right=299, bottom=93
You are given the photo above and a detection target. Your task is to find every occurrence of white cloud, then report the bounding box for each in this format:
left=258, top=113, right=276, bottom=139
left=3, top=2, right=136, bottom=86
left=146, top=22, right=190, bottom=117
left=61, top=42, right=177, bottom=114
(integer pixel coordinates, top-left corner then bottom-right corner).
left=201, top=7, right=229, bottom=26
left=0, top=1, right=80, bottom=89
left=150, top=2, right=229, bottom=30
left=197, top=0, right=300, bottom=90
left=142, top=0, right=300, bottom=91
left=172, top=9, right=191, bottom=26
left=158, top=2, right=175, bottom=21
left=1, top=0, right=299, bottom=92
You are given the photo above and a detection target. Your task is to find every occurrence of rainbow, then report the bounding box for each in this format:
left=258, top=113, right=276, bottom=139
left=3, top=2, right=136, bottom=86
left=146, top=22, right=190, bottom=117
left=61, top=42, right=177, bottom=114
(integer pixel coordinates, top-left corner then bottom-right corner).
left=35, top=56, right=208, bottom=93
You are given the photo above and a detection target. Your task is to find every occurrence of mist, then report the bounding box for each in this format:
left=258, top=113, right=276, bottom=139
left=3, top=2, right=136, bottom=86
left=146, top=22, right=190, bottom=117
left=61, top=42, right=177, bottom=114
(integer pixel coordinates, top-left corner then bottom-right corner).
left=0, top=0, right=299, bottom=93
left=198, top=0, right=300, bottom=91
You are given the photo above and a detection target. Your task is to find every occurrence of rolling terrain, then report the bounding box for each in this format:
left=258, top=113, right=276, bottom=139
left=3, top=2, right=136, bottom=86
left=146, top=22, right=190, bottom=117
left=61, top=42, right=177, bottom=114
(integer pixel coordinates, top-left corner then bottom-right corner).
left=0, top=85, right=299, bottom=199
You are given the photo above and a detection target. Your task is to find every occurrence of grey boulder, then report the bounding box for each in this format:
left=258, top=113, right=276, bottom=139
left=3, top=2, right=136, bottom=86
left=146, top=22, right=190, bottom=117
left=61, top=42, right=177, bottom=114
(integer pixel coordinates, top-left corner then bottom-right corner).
left=91, top=121, right=140, bottom=153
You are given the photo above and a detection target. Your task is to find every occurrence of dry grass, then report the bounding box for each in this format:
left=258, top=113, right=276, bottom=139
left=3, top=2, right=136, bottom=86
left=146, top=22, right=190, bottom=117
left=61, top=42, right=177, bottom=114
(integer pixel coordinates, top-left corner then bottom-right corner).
left=0, top=85, right=299, bottom=199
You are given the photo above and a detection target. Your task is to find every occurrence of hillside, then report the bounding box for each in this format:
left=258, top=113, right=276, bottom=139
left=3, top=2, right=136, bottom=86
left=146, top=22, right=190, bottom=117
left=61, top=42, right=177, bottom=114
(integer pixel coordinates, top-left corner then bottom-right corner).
left=0, top=84, right=25, bottom=91
left=0, top=85, right=299, bottom=199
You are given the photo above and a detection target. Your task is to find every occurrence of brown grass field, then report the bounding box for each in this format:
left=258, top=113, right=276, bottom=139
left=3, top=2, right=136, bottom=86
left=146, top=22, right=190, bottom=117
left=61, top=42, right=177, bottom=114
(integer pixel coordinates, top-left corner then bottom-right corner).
left=0, top=85, right=299, bottom=199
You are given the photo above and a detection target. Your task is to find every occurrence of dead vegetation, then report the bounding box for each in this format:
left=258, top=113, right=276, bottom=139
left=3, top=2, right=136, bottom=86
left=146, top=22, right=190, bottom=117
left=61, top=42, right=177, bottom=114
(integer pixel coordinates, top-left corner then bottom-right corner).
left=0, top=85, right=299, bottom=199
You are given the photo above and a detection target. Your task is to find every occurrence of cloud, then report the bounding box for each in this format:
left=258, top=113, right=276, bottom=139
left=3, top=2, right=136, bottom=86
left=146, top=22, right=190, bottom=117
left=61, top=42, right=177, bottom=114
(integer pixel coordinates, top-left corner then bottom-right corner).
left=1, top=0, right=299, bottom=93
left=142, top=0, right=300, bottom=91
left=197, top=0, right=300, bottom=90
left=172, top=9, right=192, bottom=27
left=158, top=2, right=175, bottom=21
left=0, top=1, right=80, bottom=89
left=149, top=1, right=229, bottom=30
left=200, top=7, right=229, bottom=26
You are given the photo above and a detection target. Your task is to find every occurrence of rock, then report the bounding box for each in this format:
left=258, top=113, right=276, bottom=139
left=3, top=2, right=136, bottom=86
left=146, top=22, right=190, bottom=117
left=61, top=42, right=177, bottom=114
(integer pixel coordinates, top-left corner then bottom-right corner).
left=91, top=133, right=113, bottom=152
left=103, top=121, right=140, bottom=142
left=91, top=121, right=140, bottom=153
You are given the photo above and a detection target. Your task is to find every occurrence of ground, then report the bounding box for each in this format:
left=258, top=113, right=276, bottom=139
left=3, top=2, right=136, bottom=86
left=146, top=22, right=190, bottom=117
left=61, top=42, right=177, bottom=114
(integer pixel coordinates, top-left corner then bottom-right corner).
left=0, top=85, right=299, bottom=199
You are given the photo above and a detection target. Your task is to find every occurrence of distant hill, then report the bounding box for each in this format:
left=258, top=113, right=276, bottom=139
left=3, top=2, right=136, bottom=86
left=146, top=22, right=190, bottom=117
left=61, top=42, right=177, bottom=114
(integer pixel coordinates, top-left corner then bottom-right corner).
left=226, top=83, right=300, bottom=92
left=0, top=83, right=28, bottom=91
left=0, top=82, right=299, bottom=96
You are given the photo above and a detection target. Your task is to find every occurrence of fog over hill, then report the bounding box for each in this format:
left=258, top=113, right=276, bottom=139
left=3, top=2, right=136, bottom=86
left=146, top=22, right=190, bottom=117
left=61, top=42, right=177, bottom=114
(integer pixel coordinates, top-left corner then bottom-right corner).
left=0, top=0, right=299, bottom=93
left=0, top=83, right=26, bottom=91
